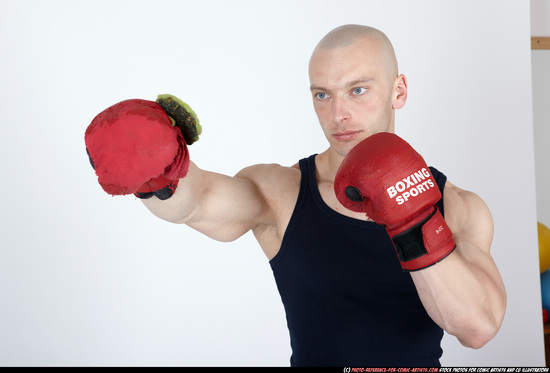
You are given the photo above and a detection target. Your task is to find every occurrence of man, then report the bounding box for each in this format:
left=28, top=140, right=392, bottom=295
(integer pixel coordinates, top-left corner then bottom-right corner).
left=87, top=25, right=506, bottom=366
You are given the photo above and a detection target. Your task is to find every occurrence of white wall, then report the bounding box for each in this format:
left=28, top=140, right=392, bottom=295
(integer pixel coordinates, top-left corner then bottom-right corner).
left=0, top=0, right=542, bottom=367
left=531, top=0, right=550, bottom=36
left=532, top=0, right=550, bottom=229
left=532, top=52, right=550, bottom=363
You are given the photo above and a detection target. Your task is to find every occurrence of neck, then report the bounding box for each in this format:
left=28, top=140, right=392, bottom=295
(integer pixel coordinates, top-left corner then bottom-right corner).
left=316, top=147, right=346, bottom=183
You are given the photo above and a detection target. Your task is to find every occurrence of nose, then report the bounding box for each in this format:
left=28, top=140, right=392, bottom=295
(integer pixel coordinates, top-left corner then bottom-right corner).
left=331, top=97, right=351, bottom=124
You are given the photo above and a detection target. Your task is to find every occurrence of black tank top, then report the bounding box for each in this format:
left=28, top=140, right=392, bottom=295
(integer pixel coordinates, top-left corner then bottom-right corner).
left=270, top=154, right=445, bottom=367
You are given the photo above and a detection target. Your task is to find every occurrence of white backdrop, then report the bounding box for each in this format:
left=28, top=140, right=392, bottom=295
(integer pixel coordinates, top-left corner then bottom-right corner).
left=531, top=0, right=550, bottom=230
left=0, top=0, right=542, bottom=367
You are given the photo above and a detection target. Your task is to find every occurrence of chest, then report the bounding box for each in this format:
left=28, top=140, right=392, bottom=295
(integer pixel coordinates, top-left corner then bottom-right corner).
left=270, top=180, right=412, bottom=298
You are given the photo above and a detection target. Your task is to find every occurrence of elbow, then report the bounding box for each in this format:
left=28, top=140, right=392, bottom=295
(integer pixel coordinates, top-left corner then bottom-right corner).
left=458, top=330, right=494, bottom=350
left=454, top=313, right=505, bottom=349
left=450, top=290, right=507, bottom=349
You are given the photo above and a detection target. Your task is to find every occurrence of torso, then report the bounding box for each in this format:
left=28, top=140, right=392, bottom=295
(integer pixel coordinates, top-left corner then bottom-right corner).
left=250, top=150, right=464, bottom=261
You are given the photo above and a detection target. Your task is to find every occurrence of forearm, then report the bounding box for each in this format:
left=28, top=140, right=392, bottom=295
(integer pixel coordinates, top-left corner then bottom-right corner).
left=411, top=241, right=506, bottom=349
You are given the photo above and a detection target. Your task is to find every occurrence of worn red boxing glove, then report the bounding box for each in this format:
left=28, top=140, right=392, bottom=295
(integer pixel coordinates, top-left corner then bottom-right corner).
left=334, top=132, right=456, bottom=271
left=85, top=97, right=191, bottom=200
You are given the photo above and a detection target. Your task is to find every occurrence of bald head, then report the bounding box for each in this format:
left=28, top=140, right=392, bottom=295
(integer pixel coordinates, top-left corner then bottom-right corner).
left=311, top=24, right=398, bottom=81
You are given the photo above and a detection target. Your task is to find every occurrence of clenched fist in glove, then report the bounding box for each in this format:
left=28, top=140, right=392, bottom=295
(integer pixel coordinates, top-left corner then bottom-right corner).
left=334, top=132, right=456, bottom=271
left=85, top=94, right=201, bottom=200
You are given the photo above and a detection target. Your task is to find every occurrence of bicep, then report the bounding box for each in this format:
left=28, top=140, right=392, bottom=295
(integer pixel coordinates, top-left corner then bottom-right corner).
left=181, top=164, right=270, bottom=242
left=444, top=181, right=494, bottom=255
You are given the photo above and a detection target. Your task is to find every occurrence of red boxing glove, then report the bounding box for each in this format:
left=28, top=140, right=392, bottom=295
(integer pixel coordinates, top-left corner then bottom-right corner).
left=334, top=132, right=456, bottom=271
left=85, top=98, right=189, bottom=200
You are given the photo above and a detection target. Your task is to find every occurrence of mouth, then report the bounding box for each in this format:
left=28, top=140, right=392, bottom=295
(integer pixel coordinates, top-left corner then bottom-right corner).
left=333, top=130, right=362, bottom=142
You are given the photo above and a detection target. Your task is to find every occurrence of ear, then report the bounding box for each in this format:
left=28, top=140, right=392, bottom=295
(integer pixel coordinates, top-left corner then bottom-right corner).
left=392, top=74, right=408, bottom=109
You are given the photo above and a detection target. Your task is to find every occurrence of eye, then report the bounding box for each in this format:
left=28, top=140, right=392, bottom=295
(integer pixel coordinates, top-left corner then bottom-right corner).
left=315, top=92, right=328, bottom=100
left=352, top=87, right=367, bottom=95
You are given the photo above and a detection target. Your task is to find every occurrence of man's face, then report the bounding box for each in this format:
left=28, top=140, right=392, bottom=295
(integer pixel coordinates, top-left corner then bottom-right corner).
left=309, top=38, right=402, bottom=158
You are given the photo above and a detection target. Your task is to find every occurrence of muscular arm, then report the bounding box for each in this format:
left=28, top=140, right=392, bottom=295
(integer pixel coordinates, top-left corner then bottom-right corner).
left=141, top=161, right=271, bottom=242
left=411, top=181, right=507, bottom=349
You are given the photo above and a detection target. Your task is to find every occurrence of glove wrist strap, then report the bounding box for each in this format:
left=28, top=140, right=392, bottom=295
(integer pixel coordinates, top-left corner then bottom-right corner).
left=134, top=177, right=179, bottom=201
left=391, top=208, right=456, bottom=271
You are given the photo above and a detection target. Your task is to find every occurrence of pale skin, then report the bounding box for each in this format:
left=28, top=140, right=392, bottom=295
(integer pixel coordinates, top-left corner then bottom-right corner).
left=143, top=25, right=506, bottom=349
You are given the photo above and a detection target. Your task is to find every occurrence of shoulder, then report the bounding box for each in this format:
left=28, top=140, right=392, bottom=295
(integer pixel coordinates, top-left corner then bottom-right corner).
left=235, top=162, right=301, bottom=212
left=235, top=163, right=302, bottom=258
left=235, top=163, right=300, bottom=189
left=443, top=180, right=494, bottom=254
